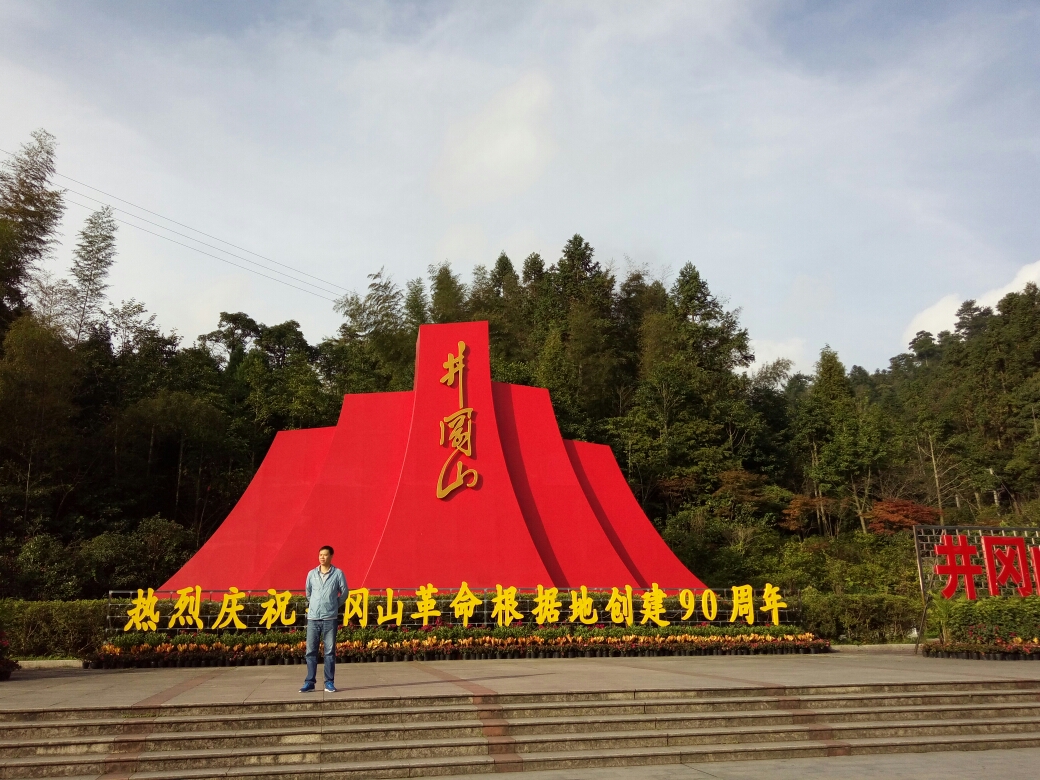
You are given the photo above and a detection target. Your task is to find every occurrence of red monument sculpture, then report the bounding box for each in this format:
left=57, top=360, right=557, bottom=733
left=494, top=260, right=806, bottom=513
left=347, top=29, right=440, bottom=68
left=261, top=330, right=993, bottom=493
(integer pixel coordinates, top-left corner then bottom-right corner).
left=162, top=321, right=705, bottom=591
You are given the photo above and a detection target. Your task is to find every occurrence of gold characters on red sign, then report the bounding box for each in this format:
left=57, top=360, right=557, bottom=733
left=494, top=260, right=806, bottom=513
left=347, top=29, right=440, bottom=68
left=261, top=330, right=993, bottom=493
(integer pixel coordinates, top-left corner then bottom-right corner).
left=437, top=340, right=480, bottom=499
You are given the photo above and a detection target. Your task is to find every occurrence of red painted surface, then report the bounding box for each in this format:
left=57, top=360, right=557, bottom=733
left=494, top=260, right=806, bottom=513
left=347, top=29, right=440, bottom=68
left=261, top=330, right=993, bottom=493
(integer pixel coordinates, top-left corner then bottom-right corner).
left=161, top=426, right=336, bottom=591
left=564, top=439, right=707, bottom=590
left=493, top=382, right=639, bottom=588
left=256, top=391, right=414, bottom=590
left=360, top=322, right=551, bottom=588
left=162, top=321, right=704, bottom=592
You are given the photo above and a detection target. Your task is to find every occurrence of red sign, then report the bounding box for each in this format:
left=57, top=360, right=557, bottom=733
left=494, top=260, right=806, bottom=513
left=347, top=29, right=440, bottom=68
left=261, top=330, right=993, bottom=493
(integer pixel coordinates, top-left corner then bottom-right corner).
left=931, top=531, right=1040, bottom=600
left=162, top=321, right=705, bottom=591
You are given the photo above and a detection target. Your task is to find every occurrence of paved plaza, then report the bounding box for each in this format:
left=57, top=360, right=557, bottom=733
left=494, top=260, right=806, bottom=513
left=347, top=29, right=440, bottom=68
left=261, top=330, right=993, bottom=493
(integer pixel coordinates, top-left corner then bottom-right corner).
left=4, top=651, right=1040, bottom=712
left=3, top=652, right=1039, bottom=778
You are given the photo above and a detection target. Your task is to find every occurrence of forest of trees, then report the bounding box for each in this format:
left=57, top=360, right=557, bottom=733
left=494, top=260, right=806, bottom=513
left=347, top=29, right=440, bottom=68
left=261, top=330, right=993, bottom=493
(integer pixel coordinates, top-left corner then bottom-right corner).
left=3, top=130, right=1039, bottom=601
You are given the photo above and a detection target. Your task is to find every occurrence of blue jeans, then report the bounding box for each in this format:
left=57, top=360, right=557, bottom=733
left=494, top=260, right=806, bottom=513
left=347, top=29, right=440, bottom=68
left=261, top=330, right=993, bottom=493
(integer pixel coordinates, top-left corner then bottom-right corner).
left=304, top=618, right=338, bottom=685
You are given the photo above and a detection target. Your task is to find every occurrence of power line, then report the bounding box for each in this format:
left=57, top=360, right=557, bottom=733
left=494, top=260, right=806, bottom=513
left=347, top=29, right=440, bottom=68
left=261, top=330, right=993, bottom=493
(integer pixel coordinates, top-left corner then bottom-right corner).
left=64, top=187, right=341, bottom=296
left=61, top=183, right=349, bottom=293
left=0, top=145, right=350, bottom=295
left=64, top=197, right=338, bottom=303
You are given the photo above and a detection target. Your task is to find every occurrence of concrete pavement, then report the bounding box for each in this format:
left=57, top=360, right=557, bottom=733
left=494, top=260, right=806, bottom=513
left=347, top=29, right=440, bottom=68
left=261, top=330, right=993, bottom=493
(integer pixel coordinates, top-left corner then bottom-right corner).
left=3, top=654, right=1040, bottom=778
left=3, top=652, right=1039, bottom=711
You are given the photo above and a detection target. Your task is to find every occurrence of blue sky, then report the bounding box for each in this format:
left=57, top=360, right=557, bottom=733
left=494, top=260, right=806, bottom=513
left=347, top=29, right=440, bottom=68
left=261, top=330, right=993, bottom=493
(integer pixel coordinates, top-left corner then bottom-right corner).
left=1, top=1, right=1037, bottom=371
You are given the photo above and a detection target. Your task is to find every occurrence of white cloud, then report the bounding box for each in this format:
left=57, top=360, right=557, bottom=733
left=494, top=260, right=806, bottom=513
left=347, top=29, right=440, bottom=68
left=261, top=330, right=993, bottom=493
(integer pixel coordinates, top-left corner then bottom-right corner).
left=432, top=73, right=555, bottom=206
left=432, top=224, right=487, bottom=269
left=902, top=294, right=962, bottom=345
left=498, top=227, right=546, bottom=262
left=978, top=259, right=1040, bottom=307
left=902, top=259, right=1040, bottom=345
left=750, top=337, right=809, bottom=374
left=1, top=2, right=1037, bottom=367
left=785, top=273, right=835, bottom=314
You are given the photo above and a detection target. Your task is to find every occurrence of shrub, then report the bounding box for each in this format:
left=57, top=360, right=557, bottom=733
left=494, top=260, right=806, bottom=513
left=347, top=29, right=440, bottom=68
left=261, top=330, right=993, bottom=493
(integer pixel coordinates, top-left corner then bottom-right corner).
left=0, top=629, right=18, bottom=676
left=943, top=596, right=1040, bottom=644
left=77, top=517, right=193, bottom=595
left=765, top=534, right=919, bottom=597
left=868, top=500, right=938, bottom=535
left=798, top=589, right=918, bottom=643
left=10, top=536, right=82, bottom=601
left=2, top=518, right=194, bottom=600
left=0, top=599, right=108, bottom=658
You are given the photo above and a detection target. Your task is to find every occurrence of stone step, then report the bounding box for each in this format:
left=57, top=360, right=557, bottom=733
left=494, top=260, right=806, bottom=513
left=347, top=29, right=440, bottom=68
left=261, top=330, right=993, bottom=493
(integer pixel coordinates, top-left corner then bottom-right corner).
left=501, top=716, right=1040, bottom=754
left=470, top=689, right=1040, bottom=720
left=19, top=695, right=1040, bottom=746
left=5, top=700, right=1040, bottom=757
left=9, top=731, right=1040, bottom=780
left=4, top=677, right=1039, bottom=723
left=2, top=714, right=1038, bottom=778
left=4, top=682, right=1040, bottom=778
left=4, top=685, right=1039, bottom=737
left=521, top=731, right=1040, bottom=771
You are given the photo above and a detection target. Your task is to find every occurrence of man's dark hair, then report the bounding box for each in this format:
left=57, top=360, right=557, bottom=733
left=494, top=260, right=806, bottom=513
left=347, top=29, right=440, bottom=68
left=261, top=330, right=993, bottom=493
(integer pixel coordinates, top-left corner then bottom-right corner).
left=319, top=545, right=334, bottom=556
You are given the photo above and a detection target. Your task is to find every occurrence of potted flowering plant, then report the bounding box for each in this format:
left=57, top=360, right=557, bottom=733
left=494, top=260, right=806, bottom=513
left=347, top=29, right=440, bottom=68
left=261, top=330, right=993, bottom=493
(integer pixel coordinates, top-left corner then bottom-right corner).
left=0, top=630, right=19, bottom=681
left=86, top=625, right=829, bottom=667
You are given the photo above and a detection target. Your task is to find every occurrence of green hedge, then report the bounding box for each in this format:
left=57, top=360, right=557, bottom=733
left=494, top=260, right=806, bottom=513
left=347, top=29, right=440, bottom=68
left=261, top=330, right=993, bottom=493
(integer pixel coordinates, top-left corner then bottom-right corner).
left=942, top=597, right=1040, bottom=644
left=797, top=589, right=918, bottom=643
left=0, top=600, right=108, bottom=658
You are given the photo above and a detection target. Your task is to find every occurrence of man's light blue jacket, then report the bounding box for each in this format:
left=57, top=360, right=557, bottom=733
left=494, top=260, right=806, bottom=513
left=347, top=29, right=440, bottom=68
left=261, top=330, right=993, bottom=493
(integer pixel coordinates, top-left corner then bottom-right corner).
left=305, top=565, right=348, bottom=620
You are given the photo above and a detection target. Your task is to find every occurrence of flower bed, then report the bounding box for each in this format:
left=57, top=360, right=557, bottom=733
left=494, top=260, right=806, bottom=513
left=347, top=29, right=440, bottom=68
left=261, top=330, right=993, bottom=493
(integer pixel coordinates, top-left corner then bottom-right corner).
left=85, top=625, right=828, bottom=668
left=942, top=596, right=1040, bottom=645
left=923, top=637, right=1040, bottom=661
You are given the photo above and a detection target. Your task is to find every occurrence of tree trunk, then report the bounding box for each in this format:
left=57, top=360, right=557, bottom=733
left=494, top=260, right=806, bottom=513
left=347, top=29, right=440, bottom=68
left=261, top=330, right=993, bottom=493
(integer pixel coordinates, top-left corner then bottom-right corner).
left=197, top=484, right=211, bottom=547
left=73, top=297, right=89, bottom=345
left=927, top=433, right=944, bottom=524
left=660, top=386, right=670, bottom=459
left=810, top=442, right=827, bottom=536
left=175, top=433, right=185, bottom=513
left=147, top=425, right=155, bottom=477
left=194, top=445, right=204, bottom=526
left=23, top=450, right=32, bottom=523
left=850, top=467, right=872, bottom=534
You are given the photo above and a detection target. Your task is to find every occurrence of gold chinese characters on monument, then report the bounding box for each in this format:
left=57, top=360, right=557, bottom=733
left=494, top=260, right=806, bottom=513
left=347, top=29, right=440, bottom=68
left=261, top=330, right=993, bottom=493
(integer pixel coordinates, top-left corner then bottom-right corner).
left=124, top=584, right=789, bottom=631
left=437, top=340, right=480, bottom=499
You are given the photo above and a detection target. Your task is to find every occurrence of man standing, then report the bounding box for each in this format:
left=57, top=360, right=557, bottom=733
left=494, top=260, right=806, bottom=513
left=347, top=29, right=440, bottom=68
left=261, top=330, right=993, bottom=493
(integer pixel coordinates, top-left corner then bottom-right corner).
left=300, top=545, right=347, bottom=693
